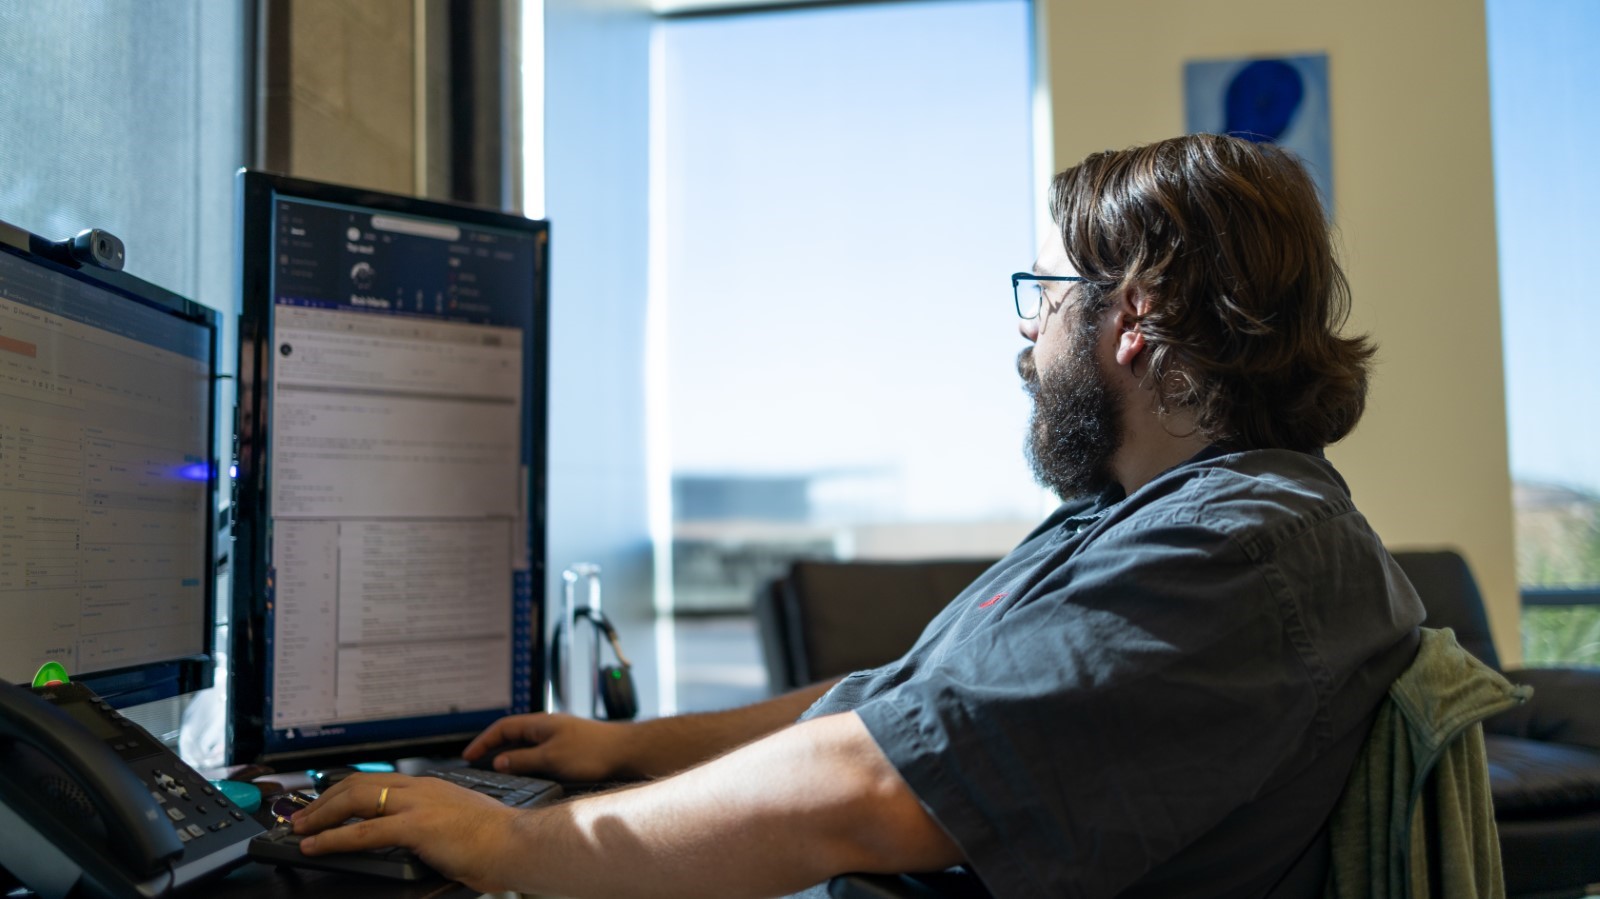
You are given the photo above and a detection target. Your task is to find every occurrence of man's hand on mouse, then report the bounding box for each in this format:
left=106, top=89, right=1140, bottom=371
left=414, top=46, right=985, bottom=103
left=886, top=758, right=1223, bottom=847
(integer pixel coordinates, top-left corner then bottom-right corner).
left=293, top=772, right=519, bottom=892
left=462, top=712, right=635, bottom=782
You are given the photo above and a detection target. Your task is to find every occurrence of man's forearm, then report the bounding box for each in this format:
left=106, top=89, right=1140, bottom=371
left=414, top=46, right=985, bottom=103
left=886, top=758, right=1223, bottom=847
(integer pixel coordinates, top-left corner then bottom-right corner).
left=490, top=711, right=959, bottom=898
left=619, top=679, right=838, bottom=778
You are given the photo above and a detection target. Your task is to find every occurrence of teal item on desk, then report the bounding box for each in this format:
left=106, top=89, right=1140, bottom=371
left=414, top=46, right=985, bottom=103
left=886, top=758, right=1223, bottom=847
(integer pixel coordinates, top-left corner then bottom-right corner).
left=212, top=779, right=263, bottom=813
left=308, top=762, right=396, bottom=792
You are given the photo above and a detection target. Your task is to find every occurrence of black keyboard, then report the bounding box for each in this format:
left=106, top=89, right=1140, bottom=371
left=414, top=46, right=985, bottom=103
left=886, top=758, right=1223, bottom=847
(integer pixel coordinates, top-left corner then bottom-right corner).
left=248, top=768, right=563, bottom=881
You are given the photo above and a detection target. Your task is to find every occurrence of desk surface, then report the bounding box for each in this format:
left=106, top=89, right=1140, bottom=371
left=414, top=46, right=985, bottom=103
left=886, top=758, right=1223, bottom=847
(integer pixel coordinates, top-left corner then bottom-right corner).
left=218, top=858, right=486, bottom=899
left=1, top=858, right=488, bottom=899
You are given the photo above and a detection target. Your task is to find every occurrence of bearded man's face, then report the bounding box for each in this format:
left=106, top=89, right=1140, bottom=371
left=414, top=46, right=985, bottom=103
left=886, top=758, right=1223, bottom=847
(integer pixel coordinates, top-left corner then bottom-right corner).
left=1019, top=298, right=1123, bottom=499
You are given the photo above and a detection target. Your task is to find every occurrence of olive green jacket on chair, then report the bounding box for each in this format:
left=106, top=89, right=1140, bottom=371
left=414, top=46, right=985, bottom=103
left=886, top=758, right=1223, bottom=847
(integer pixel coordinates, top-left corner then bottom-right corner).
left=1325, top=627, right=1532, bottom=899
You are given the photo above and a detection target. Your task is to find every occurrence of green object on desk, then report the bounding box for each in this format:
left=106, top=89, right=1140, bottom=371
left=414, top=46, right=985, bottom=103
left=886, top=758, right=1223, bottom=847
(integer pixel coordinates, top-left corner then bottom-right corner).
left=212, top=779, right=263, bottom=813
left=31, top=661, right=70, bottom=687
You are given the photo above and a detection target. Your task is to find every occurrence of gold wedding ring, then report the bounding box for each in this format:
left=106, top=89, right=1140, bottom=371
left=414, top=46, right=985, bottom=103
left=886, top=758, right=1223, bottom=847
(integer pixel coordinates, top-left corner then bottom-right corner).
left=376, top=786, right=390, bottom=817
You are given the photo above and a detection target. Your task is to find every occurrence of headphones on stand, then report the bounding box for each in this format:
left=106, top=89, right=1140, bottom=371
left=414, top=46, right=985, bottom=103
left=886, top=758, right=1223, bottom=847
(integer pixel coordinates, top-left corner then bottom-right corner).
left=550, top=566, right=639, bottom=720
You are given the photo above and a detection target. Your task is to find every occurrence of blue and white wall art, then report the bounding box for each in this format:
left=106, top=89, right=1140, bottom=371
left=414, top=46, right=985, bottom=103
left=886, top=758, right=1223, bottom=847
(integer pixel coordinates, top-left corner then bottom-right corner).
left=1184, top=54, right=1333, bottom=216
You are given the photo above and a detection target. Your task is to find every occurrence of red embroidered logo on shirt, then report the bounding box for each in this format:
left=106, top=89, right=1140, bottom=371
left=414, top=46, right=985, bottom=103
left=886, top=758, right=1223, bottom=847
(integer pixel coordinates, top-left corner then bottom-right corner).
left=979, top=592, right=1007, bottom=608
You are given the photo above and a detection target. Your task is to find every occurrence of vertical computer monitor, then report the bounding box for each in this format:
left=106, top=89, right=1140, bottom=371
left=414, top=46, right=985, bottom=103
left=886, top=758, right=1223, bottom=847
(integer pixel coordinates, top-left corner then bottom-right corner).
left=0, top=223, right=219, bottom=707
left=229, top=173, right=548, bottom=769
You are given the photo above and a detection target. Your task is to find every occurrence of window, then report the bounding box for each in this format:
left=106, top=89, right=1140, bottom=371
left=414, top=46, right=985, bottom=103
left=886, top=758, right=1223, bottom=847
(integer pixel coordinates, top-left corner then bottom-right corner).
left=656, top=1, right=1041, bottom=707
left=1486, top=0, right=1600, bottom=665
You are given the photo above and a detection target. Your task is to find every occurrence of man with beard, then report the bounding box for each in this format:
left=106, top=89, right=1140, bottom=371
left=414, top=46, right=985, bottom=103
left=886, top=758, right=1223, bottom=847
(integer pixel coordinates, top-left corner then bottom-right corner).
left=290, top=134, right=1425, bottom=899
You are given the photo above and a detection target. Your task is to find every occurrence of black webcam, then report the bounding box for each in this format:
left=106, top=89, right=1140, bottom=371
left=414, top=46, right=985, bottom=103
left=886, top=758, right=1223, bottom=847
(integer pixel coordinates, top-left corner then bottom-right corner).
left=1, top=219, right=126, bottom=272
left=37, top=228, right=126, bottom=271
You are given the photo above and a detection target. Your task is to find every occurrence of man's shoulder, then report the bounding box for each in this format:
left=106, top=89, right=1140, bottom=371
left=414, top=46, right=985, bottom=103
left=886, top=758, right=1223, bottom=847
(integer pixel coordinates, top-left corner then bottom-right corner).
left=1108, top=448, right=1364, bottom=555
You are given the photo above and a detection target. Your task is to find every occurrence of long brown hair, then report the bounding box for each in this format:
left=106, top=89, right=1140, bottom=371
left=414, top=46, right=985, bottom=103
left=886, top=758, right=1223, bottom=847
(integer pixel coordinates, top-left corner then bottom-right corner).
left=1050, top=133, right=1374, bottom=451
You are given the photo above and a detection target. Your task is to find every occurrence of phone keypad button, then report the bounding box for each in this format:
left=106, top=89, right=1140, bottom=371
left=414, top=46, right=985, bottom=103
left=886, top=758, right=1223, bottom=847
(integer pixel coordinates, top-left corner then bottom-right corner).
left=176, top=829, right=192, bottom=843
left=166, top=807, right=186, bottom=822
left=230, top=810, right=246, bottom=821
left=186, top=823, right=205, bottom=838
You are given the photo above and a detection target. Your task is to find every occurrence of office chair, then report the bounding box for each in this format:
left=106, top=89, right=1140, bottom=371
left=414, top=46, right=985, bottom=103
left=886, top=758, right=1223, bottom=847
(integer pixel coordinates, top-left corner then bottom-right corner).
left=755, top=558, right=1000, bottom=693
left=1392, top=550, right=1600, bottom=899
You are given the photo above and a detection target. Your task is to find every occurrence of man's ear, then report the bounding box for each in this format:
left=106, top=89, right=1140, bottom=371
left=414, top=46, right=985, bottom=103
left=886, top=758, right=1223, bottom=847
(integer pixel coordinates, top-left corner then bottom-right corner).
left=1113, top=286, right=1153, bottom=367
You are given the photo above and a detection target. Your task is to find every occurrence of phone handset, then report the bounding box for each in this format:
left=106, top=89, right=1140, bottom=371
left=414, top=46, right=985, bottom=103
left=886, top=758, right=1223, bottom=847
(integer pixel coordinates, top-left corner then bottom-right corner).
left=0, top=679, right=184, bottom=877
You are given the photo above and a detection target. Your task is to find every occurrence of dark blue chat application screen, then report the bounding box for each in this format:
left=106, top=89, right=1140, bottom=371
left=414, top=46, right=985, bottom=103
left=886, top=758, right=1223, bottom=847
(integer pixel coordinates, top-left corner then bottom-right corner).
left=258, top=195, right=540, bottom=759
left=272, top=200, right=534, bottom=328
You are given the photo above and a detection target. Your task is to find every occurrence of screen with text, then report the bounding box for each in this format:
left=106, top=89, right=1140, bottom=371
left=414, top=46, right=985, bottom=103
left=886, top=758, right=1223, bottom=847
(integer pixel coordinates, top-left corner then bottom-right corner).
left=0, top=249, right=211, bottom=685
left=256, top=195, right=540, bottom=757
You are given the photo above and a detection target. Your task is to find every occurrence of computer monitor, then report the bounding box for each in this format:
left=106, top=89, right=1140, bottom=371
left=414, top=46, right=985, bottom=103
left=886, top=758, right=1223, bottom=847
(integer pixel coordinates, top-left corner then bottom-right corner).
left=228, top=172, right=548, bottom=769
left=0, top=222, right=219, bottom=708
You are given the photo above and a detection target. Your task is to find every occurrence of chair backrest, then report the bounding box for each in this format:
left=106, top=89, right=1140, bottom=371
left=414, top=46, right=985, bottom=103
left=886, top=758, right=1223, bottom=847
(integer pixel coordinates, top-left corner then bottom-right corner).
left=756, top=558, right=999, bottom=691
left=1390, top=550, right=1502, bottom=671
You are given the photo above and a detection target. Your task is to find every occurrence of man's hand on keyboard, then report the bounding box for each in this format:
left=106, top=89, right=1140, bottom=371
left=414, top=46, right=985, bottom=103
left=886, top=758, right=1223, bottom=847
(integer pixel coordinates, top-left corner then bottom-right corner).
left=463, top=712, right=633, bottom=781
left=465, top=682, right=841, bottom=783
left=292, top=772, right=516, bottom=892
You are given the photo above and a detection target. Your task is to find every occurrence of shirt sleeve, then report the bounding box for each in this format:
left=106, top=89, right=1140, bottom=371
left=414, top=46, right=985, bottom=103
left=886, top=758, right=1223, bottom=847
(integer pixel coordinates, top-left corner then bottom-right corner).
left=852, top=514, right=1324, bottom=899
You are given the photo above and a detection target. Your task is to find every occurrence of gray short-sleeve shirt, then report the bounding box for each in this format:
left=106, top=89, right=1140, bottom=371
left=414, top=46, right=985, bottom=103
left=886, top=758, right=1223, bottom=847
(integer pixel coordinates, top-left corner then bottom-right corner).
left=796, top=448, right=1423, bottom=899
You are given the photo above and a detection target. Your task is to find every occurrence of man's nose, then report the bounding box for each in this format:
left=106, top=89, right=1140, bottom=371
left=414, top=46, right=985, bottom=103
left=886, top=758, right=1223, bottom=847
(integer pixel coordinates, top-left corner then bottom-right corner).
left=1019, top=316, right=1039, bottom=343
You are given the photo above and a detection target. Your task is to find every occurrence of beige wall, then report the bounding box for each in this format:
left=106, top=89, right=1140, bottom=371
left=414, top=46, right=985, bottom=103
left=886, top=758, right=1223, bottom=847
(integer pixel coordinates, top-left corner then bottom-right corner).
left=1044, top=0, right=1521, bottom=663
left=283, top=0, right=417, bottom=193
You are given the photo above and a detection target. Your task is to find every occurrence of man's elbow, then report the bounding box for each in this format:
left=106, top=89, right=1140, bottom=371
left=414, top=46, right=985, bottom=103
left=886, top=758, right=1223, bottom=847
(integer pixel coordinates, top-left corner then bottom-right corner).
left=822, top=762, right=965, bottom=876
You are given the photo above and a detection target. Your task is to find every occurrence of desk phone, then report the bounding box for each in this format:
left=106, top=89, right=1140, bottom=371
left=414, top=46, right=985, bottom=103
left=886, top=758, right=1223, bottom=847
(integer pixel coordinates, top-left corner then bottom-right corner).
left=0, top=679, right=263, bottom=898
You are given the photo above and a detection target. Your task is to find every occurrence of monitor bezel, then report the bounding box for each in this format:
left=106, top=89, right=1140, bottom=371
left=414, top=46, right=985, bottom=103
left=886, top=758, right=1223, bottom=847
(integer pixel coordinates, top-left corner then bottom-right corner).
left=0, top=236, right=220, bottom=709
left=228, top=170, right=550, bottom=769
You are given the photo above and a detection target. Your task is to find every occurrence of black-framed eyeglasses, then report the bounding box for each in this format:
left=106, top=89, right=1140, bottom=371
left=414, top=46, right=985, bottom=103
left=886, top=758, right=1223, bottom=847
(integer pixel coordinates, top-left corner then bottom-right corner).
left=1011, top=272, right=1089, bottom=320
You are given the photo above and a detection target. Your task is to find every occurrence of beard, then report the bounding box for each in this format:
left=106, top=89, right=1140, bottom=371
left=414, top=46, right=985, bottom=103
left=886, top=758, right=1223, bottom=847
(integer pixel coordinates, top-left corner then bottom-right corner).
left=1019, top=312, right=1123, bottom=500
